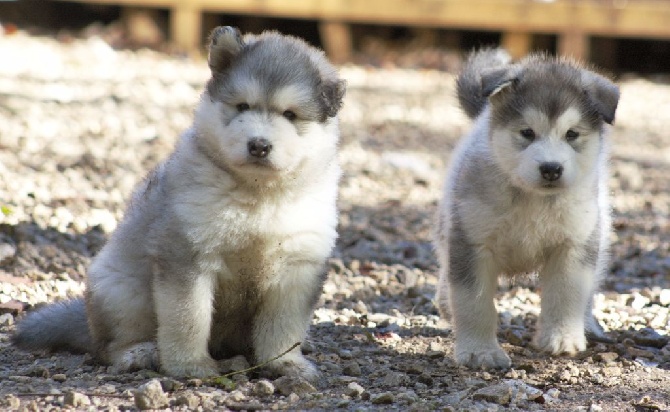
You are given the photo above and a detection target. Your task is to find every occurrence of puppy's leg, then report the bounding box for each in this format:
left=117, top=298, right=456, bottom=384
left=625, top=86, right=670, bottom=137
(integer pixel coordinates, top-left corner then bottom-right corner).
left=535, top=245, right=595, bottom=354
left=87, top=256, right=159, bottom=373
left=253, top=263, right=323, bottom=382
left=153, top=273, right=219, bottom=378
left=448, top=244, right=510, bottom=369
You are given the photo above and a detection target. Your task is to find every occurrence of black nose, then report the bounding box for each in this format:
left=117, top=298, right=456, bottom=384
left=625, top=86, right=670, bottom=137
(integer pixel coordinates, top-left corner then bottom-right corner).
left=539, top=162, right=563, bottom=181
left=247, top=138, right=272, bottom=158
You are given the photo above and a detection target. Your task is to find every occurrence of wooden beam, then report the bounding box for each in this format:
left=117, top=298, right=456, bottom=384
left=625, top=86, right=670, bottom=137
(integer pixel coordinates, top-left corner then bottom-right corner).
left=558, top=31, right=589, bottom=60
left=170, top=4, right=200, bottom=51
left=318, top=21, right=352, bottom=64
left=502, top=31, right=532, bottom=59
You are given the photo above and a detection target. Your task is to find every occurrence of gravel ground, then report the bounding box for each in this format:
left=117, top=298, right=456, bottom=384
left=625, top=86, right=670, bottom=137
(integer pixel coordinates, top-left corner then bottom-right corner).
left=0, top=32, right=669, bottom=411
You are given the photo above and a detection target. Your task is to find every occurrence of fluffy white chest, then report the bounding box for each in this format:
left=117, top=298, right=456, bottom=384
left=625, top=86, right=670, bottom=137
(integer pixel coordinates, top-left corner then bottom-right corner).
left=460, top=191, right=597, bottom=275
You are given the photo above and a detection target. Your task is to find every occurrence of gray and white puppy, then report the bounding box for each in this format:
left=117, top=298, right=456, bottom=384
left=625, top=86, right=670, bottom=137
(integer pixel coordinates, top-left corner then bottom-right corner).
left=435, top=49, right=619, bottom=369
left=13, top=26, right=346, bottom=381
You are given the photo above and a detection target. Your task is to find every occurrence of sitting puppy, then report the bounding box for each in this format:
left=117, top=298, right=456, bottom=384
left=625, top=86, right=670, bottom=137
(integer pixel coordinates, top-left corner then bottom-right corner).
left=13, top=26, right=345, bottom=381
left=434, top=49, right=619, bottom=369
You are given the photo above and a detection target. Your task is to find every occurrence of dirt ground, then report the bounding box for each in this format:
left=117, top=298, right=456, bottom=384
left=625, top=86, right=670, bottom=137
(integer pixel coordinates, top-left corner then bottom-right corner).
left=0, top=32, right=669, bottom=411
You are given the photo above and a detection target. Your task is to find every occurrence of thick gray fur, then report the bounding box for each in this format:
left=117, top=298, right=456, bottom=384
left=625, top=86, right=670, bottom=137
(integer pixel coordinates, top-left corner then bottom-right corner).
left=12, top=298, right=90, bottom=353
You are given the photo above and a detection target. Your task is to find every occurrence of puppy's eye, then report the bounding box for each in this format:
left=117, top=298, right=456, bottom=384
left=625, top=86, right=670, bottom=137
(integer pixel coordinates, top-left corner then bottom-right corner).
left=282, top=110, right=297, bottom=121
left=520, top=128, right=536, bottom=140
left=566, top=129, right=579, bottom=141
left=236, top=103, right=250, bottom=112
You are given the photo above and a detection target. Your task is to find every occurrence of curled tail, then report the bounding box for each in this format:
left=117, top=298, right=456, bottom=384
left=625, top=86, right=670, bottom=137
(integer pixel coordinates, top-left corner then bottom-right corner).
left=456, top=48, right=512, bottom=118
left=12, top=297, right=91, bottom=354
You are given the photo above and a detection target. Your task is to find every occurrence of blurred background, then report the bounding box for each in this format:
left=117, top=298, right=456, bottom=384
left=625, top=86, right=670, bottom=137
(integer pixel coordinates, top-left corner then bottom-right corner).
left=2, top=0, right=670, bottom=74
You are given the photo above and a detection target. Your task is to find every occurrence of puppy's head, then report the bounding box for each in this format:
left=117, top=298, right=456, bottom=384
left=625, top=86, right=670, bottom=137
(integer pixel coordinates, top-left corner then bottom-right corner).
left=195, top=26, right=346, bottom=183
left=482, top=55, right=619, bottom=194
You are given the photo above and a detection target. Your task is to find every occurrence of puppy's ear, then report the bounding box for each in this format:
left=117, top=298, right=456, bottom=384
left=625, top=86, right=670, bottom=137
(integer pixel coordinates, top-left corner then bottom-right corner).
left=320, top=79, right=347, bottom=118
left=481, top=66, right=520, bottom=98
left=581, top=71, right=619, bottom=125
left=208, top=26, right=245, bottom=75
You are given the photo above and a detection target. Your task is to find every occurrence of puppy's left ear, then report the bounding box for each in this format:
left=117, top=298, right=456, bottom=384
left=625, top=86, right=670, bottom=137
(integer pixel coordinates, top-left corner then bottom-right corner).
left=320, top=79, right=347, bottom=118
left=481, top=66, right=521, bottom=98
left=582, top=71, right=620, bottom=125
left=208, top=26, right=245, bottom=75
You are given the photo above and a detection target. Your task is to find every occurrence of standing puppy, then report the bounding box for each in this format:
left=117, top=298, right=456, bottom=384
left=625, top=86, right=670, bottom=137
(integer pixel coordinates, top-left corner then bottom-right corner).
left=13, top=26, right=345, bottom=381
left=434, top=49, right=619, bottom=369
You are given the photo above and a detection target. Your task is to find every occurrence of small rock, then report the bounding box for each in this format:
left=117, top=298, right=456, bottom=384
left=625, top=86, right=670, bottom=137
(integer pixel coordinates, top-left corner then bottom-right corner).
left=273, top=376, right=316, bottom=396
left=632, top=328, right=669, bottom=348
left=546, top=388, right=561, bottom=399
left=371, top=392, right=395, bottom=405
left=159, top=378, right=184, bottom=392
left=219, top=355, right=250, bottom=373
left=342, top=361, right=361, bottom=376
left=505, top=328, right=525, bottom=346
left=186, top=378, right=203, bottom=387
left=228, top=390, right=246, bottom=402
left=2, top=395, right=20, bottom=409
left=253, top=379, right=275, bottom=397
left=347, top=382, right=365, bottom=397
left=602, top=366, right=622, bottom=377
left=64, top=391, right=90, bottom=408
left=472, top=383, right=512, bottom=405
left=659, top=289, right=670, bottom=306
left=175, top=392, right=200, bottom=409
left=628, top=346, right=656, bottom=359
left=381, top=371, right=408, bottom=387
left=0, top=313, right=14, bottom=326
left=134, top=379, right=169, bottom=410
left=287, top=393, right=300, bottom=403
left=0, top=243, right=16, bottom=264
left=594, top=352, right=619, bottom=363
left=589, top=403, right=603, bottom=412
left=52, top=373, right=67, bottom=382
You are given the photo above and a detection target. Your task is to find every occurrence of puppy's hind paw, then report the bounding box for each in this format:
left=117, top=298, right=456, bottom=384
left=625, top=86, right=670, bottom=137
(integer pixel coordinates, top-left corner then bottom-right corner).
left=534, top=328, right=586, bottom=355
left=267, top=355, right=320, bottom=383
left=161, top=356, right=220, bottom=378
left=454, top=345, right=511, bottom=370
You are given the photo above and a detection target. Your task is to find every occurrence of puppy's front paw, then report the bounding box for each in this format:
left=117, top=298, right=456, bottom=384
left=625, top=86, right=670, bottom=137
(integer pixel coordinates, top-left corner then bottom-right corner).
left=534, top=327, right=586, bottom=355
left=454, top=344, right=511, bottom=370
left=161, top=356, right=220, bottom=378
left=267, top=355, right=320, bottom=383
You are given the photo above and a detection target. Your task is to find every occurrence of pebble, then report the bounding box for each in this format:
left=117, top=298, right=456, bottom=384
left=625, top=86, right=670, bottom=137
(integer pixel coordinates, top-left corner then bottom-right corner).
left=253, top=379, right=275, bottom=396
left=347, top=382, right=365, bottom=397
left=594, top=352, right=619, bottom=363
left=175, top=392, right=200, bottom=409
left=52, top=373, right=67, bottom=382
left=273, top=376, right=317, bottom=396
left=371, top=392, right=395, bottom=405
left=632, top=328, right=669, bottom=348
left=659, top=289, right=670, bottom=306
left=219, top=355, right=250, bottom=373
left=64, top=391, right=90, bottom=408
left=134, top=379, right=169, bottom=410
left=381, top=371, right=408, bottom=387
left=472, top=383, right=512, bottom=405
left=342, top=361, right=362, bottom=376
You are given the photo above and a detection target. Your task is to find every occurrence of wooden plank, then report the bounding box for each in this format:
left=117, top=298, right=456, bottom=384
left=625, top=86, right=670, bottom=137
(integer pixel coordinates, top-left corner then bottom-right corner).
left=170, top=4, right=201, bottom=51
left=318, top=21, right=353, bottom=64
left=502, top=31, right=532, bottom=59
left=558, top=31, right=589, bottom=60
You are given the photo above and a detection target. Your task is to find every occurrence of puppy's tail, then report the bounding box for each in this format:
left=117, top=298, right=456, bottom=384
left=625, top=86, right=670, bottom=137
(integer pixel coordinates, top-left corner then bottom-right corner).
left=12, top=297, right=92, bottom=354
left=457, top=48, right=512, bottom=118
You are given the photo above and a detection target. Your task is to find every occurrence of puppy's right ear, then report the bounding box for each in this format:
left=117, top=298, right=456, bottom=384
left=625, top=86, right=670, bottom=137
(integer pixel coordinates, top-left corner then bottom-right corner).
left=208, top=26, right=245, bottom=75
left=481, top=66, right=520, bottom=98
